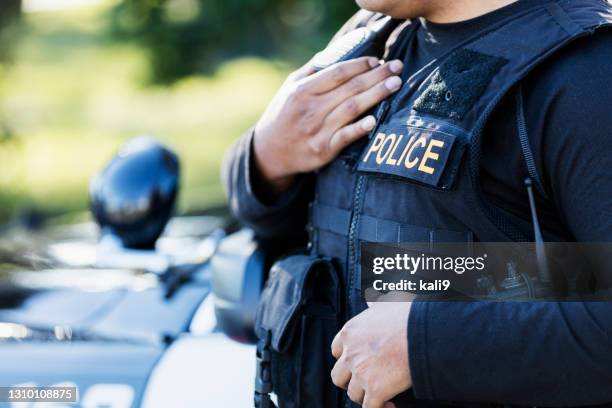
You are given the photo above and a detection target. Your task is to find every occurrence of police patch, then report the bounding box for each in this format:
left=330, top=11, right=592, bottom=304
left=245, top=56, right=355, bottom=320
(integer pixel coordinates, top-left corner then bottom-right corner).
left=357, top=116, right=466, bottom=188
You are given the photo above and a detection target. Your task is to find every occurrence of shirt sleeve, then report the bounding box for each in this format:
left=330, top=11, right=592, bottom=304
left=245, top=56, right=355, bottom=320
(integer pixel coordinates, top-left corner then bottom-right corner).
left=409, top=301, right=612, bottom=406
left=528, top=31, right=612, bottom=243
left=408, top=31, right=612, bottom=406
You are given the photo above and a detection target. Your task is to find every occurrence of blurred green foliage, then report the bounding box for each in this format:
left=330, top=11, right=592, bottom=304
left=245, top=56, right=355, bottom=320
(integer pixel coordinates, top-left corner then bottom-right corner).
left=0, top=2, right=290, bottom=224
left=109, top=0, right=357, bottom=83
left=0, top=0, right=359, bottom=224
left=0, top=0, right=22, bottom=63
left=0, top=0, right=22, bottom=191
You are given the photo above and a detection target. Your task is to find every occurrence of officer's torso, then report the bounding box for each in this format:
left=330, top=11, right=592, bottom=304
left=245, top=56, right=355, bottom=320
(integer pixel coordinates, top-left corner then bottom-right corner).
left=309, top=0, right=612, bottom=320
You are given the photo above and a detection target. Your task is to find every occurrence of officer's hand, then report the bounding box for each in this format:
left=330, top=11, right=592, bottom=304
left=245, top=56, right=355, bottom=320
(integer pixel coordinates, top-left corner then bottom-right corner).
left=253, top=57, right=403, bottom=193
left=331, top=302, right=413, bottom=408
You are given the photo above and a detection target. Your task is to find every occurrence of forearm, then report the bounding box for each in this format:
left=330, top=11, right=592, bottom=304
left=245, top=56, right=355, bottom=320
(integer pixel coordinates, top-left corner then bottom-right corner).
left=409, top=301, right=612, bottom=406
left=221, top=129, right=313, bottom=242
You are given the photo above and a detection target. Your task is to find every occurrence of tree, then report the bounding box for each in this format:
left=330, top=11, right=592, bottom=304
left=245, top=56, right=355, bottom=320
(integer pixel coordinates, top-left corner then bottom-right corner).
left=0, top=0, right=21, bottom=63
left=109, top=0, right=358, bottom=83
left=0, top=0, right=21, bottom=142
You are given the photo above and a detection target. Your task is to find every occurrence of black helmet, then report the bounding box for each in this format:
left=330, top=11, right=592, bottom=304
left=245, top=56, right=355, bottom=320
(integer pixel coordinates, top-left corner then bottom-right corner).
left=90, top=137, right=180, bottom=249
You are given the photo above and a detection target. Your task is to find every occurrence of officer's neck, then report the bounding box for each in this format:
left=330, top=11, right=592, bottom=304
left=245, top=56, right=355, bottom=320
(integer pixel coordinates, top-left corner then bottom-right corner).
left=423, top=0, right=519, bottom=24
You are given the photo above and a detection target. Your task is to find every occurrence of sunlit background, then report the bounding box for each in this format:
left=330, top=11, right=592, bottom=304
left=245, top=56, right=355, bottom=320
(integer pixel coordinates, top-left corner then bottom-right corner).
left=0, top=0, right=356, bottom=225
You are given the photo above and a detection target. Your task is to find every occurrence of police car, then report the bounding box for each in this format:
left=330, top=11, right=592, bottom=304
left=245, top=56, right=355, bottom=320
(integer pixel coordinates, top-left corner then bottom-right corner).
left=0, top=139, right=263, bottom=407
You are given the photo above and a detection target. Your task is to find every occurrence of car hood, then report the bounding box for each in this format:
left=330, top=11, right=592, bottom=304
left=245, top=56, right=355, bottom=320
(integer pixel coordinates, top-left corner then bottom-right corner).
left=0, top=340, right=162, bottom=408
left=0, top=215, right=225, bottom=344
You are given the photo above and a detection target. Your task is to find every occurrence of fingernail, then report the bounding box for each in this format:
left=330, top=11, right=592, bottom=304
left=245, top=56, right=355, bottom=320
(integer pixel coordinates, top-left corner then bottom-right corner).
left=389, top=60, right=403, bottom=74
left=385, top=76, right=402, bottom=91
left=362, top=116, right=376, bottom=130
left=369, top=57, right=380, bottom=68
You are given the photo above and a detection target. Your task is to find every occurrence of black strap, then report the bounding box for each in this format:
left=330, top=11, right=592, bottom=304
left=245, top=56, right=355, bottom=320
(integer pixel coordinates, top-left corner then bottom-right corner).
left=311, top=203, right=473, bottom=246
left=545, top=2, right=582, bottom=36
left=515, top=84, right=551, bottom=201
left=254, top=331, right=276, bottom=408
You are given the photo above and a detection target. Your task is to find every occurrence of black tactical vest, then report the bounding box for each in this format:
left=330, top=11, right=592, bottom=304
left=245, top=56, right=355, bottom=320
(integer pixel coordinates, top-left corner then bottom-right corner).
left=310, top=0, right=612, bottom=319
left=255, top=2, right=612, bottom=408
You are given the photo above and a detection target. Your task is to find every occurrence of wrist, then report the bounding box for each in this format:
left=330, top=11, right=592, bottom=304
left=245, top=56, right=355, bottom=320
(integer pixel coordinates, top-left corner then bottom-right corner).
left=252, top=130, right=296, bottom=195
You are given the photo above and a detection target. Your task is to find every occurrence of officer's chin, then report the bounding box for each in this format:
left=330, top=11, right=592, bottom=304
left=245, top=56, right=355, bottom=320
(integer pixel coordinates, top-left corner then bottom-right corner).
left=355, top=0, right=424, bottom=19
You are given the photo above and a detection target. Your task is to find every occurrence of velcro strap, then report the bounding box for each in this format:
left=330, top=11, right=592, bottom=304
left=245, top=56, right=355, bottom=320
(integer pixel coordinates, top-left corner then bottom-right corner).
left=545, top=2, right=582, bottom=35
left=311, top=203, right=473, bottom=245
left=311, top=203, right=351, bottom=236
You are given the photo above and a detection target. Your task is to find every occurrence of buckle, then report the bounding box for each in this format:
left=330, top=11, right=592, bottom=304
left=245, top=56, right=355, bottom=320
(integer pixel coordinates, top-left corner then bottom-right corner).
left=254, top=331, right=276, bottom=408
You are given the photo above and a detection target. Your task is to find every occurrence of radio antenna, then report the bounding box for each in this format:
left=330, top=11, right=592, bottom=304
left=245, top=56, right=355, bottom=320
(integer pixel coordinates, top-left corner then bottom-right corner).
left=524, top=177, right=551, bottom=283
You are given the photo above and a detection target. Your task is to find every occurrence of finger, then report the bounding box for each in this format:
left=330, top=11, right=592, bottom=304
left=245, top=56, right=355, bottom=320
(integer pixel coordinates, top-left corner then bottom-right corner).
left=384, top=402, right=397, bottom=408
left=347, top=379, right=365, bottom=405
left=324, top=60, right=403, bottom=109
left=326, top=76, right=402, bottom=128
left=363, top=395, right=386, bottom=408
left=331, top=329, right=345, bottom=359
left=291, top=63, right=317, bottom=81
left=327, top=115, right=377, bottom=155
left=330, top=360, right=352, bottom=390
left=303, top=57, right=380, bottom=94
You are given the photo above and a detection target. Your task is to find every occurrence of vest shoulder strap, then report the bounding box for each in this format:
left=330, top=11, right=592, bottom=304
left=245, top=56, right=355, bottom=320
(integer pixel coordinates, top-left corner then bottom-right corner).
left=396, top=0, right=612, bottom=136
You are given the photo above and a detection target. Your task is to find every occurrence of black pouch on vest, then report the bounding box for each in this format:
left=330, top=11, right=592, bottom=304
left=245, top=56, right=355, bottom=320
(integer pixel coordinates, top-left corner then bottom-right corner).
left=255, top=255, right=342, bottom=407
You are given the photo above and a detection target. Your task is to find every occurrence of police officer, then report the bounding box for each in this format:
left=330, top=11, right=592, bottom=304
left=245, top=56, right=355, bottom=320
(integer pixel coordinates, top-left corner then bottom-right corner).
left=223, top=0, right=612, bottom=406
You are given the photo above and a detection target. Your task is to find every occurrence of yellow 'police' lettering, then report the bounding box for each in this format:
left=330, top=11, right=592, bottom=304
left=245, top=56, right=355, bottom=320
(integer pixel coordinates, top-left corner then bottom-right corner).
left=385, top=134, right=404, bottom=165
left=376, top=133, right=397, bottom=165
left=418, top=139, right=445, bottom=175
left=405, top=136, right=427, bottom=169
left=397, top=135, right=416, bottom=166
left=363, top=133, right=385, bottom=163
left=363, top=131, right=448, bottom=176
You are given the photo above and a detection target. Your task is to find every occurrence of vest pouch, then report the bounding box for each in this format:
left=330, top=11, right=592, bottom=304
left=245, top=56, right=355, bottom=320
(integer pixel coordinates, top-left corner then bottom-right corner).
left=255, top=255, right=342, bottom=407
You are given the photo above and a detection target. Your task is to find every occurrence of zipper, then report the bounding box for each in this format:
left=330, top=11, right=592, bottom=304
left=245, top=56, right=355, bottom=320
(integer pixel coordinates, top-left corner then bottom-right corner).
left=342, top=19, right=411, bottom=408
left=343, top=100, right=390, bottom=408
left=346, top=99, right=391, bottom=316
